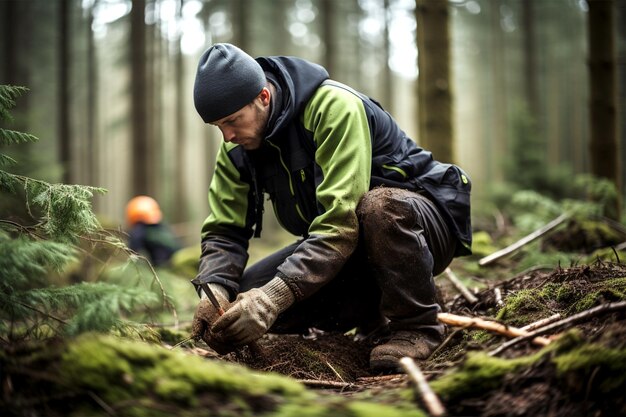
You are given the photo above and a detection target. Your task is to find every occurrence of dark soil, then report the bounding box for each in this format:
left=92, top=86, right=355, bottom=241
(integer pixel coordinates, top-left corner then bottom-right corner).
left=205, top=261, right=626, bottom=417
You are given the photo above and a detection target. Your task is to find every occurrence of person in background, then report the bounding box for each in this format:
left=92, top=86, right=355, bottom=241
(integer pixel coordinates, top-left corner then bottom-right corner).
left=190, top=43, right=472, bottom=372
left=125, top=196, right=181, bottom=267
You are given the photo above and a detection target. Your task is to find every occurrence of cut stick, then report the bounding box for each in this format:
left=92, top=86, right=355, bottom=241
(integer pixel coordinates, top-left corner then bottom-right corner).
left=479, top=213, right=569, bottom=266
left=494, top=287, right=504, bottom=307
left=444, top=267, right=478, bottom=304
left=400, top=357, right=447, bottom=417
left=437, top=312, right=551, bottom=346
left=298, top=379, right=353, bottom=389
left=489, top=301, right=626, bottom=356
left=520, top=313, right=562, bottom=332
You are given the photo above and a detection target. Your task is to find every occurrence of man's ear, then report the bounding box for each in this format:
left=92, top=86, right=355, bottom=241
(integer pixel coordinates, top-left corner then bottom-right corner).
left=258, top=87, right=271, bottom=106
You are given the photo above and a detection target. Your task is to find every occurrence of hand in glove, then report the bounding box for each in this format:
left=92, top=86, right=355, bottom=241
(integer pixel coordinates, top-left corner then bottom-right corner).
left=191, top=284, right=234, bottom=354
left=211, top=277, right=295, bottom=346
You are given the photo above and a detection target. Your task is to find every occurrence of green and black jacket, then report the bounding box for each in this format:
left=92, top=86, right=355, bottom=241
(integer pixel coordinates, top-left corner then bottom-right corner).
left=192, top=56, right=472, bottom=301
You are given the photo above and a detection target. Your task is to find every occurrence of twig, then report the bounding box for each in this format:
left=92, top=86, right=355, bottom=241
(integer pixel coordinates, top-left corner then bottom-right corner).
left=427, top=329, right=462, bottom=360
left=87, top=391, right=117, bottom=416
left=400, top=357, right=446, bottom=417
left=298, top=379, right=354, bottom=389
left=493, top=301, right=626, bottom=355
left=443, top=267, right=478, bottom=304
left=489, top=301, right=626, bottom=356
left=479, top=213, right=569, bottom=266
left=494, top=287, right=504, bottom=307
left=437, top=312, right=551, bottom=346
left=169, top=336, right=194, bottom=350
left=357, top=374, right=406, bottom=382
left=520, top=313, right=562, bottom=332
left=325, top=361, right=345, bottom=383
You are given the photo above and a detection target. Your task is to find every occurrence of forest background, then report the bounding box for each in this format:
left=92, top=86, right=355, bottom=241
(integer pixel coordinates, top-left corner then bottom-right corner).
left=1, top=0, right=625, bottom=253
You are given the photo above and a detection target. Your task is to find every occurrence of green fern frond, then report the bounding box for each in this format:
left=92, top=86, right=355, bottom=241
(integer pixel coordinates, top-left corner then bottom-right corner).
left=0, top=170, right=19, bottom=193
left=29, top=183, right=107, bottom=242
left=0, top=85, right=28, bottom=121
left=0, top=154, right=18, bottom=166
left=0, top=233, right=77, bottom=293
left=27, top=282, right=160, bottom=336
left=0, top=128, right=38, bottom=146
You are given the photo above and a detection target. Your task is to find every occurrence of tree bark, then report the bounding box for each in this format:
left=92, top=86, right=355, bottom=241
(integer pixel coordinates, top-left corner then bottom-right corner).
left=415, top=0, right=454, bottom=163
left=588, top=0, right=621, bottom=219
left=321, top=0, right=336, bottom=77
left=381, top=0, right=393, bottom=113
left=131, top=0, right=150, bottom=196
left=58, top=0, right=72, bottom=184
left=86, top=0, right=98, bottom=189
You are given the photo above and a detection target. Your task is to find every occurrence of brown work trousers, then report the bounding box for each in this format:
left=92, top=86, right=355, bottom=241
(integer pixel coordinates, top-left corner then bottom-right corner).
left=240, top=187, right=457, bottom=338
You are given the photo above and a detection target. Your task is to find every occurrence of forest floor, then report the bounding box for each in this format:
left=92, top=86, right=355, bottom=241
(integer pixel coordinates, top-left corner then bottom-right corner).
left=181, top=258, right=626, bottom=417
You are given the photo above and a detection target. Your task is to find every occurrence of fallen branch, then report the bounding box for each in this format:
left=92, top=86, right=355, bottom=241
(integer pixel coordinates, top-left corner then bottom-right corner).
left=400, top=357, right=446, bottom=417
left=489, top=301, right=626, bottom=356
left=298, top=379, right=354, bottom=390
left=444, top=267, right=478, bottom=304
left=437, top=312, right=551, bottom=346
left=494, top=287, right=504, bottom=307
left=520, top=313, right=562, bottom=332
left=357, top=374, right=406, bottom=382
left=479, top=213, right=569, bottom=266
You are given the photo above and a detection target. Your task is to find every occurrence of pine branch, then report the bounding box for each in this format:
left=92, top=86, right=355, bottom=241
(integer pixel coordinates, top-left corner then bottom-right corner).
left=0, top=85, right=28, bottom=121
left=0, top=153, right=17, bottom=166
left=0, top=128, right=38, bottom=146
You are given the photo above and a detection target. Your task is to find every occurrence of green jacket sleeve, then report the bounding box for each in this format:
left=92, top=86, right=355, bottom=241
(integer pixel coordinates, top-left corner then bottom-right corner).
left=276, top=84, right=372, bottom=299
left=191, top=142, right=252, bottom=297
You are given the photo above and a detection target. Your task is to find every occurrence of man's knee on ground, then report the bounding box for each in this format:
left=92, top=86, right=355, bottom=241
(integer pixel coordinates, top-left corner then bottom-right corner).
left=357, top=187, right=420, bottom=233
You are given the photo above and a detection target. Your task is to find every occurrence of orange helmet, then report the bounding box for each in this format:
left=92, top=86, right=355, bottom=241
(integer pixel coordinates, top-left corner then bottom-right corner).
left=126, top=196, right=163, bottom=226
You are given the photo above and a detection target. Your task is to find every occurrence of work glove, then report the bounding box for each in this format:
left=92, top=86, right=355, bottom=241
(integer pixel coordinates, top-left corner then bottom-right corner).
left=211, top=277, right=295, bottom=347
left=191, top=284, right=234, bottom=354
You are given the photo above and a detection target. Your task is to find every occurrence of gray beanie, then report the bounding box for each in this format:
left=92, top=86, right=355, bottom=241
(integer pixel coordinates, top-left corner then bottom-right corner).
left=193, top=43, right=266, bottom=123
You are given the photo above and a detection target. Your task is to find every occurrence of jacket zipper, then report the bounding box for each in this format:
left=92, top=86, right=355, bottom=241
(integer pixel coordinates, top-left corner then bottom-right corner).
left=267, top=141, right=310, bottom=225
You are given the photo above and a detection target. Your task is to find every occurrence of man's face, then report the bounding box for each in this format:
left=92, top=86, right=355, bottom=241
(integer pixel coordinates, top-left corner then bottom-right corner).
left=212, top=89, right=270, bottom=151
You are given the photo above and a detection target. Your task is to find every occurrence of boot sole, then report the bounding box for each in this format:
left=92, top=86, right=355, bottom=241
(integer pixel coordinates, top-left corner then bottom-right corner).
left=370, top=355, right=404, bottom=374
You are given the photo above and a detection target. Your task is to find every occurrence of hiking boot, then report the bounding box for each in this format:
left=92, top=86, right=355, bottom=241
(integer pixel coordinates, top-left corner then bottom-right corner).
left=369, top=330, right=441, bottom=373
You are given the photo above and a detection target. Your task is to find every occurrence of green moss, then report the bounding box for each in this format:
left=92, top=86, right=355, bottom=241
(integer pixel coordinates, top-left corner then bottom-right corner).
left=346, top=401, right=426, bottom=417
left=273, top=400, right=426, bottom=417
left=495, top=288, right=549, bottom=325
left=470, top=231, right=499, bottom=257
left=430, top=351, right=540, bottom=400
left=57, top=334, right=431, bottom=417
left=494, top=277, right=626, bottom=326
left=428, top=331, right=626, bottom=403
left=61, top=334, right=305, bottom=408
left=553, top=344, right=626, bottom=392
left=571, top=277, right=626, bottom=313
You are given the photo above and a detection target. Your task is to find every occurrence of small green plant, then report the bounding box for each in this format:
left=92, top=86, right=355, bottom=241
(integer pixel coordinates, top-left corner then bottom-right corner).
left=0, top=85, right=165, bottom=342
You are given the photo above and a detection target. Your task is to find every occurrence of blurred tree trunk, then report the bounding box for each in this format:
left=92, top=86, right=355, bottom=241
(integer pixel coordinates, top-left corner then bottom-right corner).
left=174, top=0, right=187, bottom=222
left=233, top=0, right=250, bottom=50
left=320, top=0, right=336, bottom=76
left=587, top=0, right=621, bottom=218
left=130, top=0, right=151, bottom=196
left=381, top=0, right=393, bottom=113
left=415, top=0, right=454, bottom=163
left=146, top=1, right=158, bottom=196
left=272, top=0, right=291, bottom=54
left=2, top=0, right=30, bottom=130
left=618, top=0, right=626, bottom=196
left=86, top=0, right=98, bottom=188
left=489, top=0, right=506, bottom=182
left=58, top=0, right=72, bottom=184
left=522, top=0, right=539, bottom=118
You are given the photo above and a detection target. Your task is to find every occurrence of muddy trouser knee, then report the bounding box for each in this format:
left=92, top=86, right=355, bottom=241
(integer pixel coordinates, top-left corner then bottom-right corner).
left=357, top=187, right=457, bottom=338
